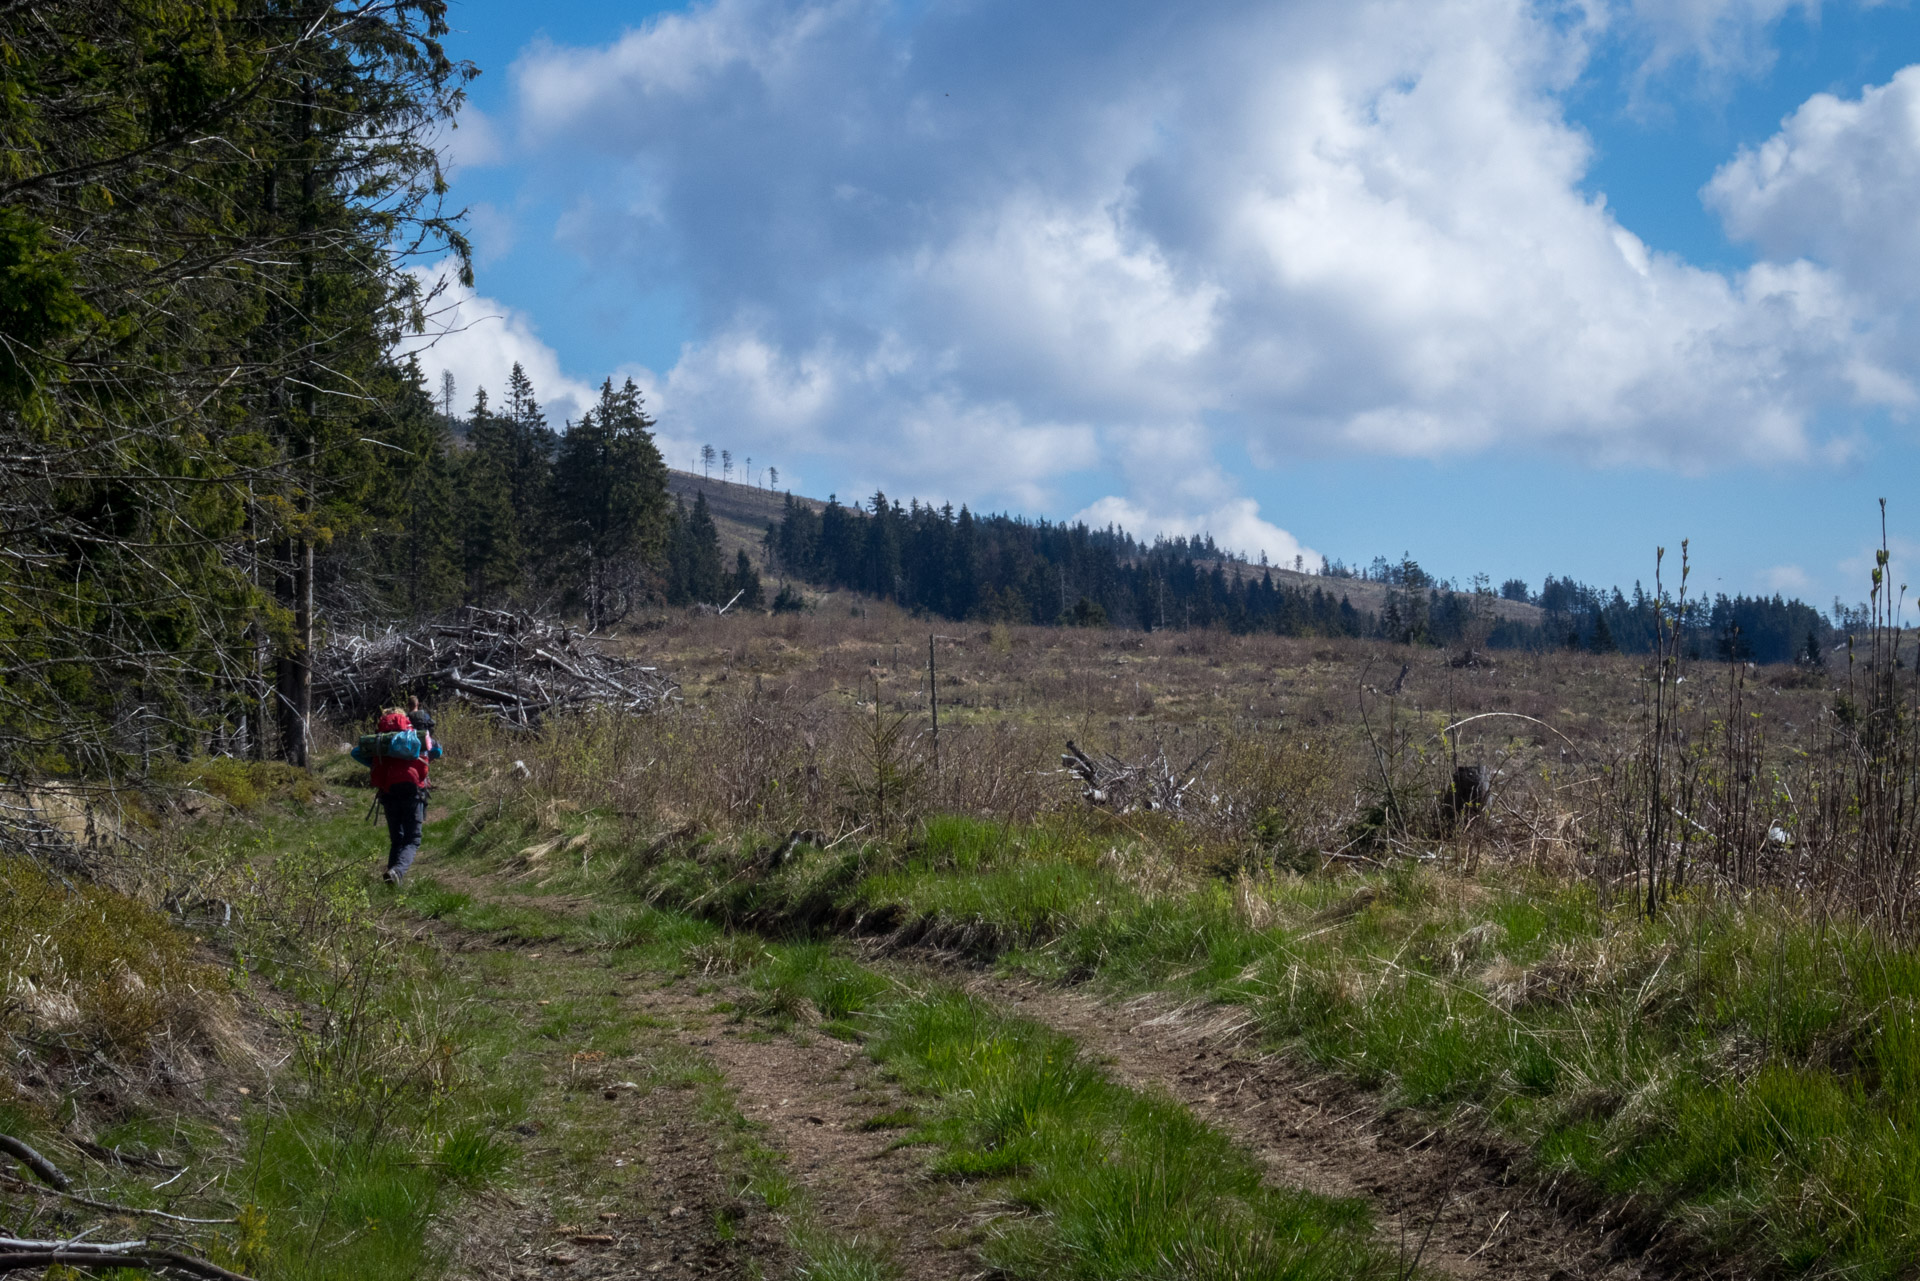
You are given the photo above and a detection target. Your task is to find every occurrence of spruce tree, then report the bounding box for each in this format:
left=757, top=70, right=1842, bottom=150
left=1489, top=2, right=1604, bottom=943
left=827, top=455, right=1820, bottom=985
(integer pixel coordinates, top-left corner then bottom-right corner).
left=456, top=389, right=523, bottom=602
left=499, top=361, right=557, bottom=548
left=549, top=378, right=671, bottom=626
left=364, top=359, right=462, bottom=616
left=665, top=492, right=726, bottom=605
left=729, top=549, right=765, bottom=609
left=1590, top=610, right=1617, bottom=654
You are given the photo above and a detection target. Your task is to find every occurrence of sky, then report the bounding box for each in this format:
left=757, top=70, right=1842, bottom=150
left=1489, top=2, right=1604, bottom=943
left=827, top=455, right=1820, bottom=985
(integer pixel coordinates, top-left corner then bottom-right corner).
left=405, top=0, right=1920, bottom=613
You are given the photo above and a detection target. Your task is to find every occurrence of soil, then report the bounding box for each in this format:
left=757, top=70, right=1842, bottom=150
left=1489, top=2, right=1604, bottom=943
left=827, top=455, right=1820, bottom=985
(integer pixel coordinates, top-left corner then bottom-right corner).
left=425, top=865, right=979, bottom=1280
left=698, top=1022, right=982, bottom=1279
left=961, top=973, right=1674, bottom=1281
left=437, top=971, right=790, bottom=1281
left=424, top=859, right=1689, bottom=1281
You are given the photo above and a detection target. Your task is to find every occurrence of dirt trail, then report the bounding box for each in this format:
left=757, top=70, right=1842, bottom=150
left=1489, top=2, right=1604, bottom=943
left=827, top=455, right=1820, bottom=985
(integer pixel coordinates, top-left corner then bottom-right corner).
left=963, top=972, right=1670, bottom=1281
left=696, top=1021, right=982, bottom=1279
left=423, top=865, right=981, bottom=1279
left=423, top=859, right=1681, bottom=1281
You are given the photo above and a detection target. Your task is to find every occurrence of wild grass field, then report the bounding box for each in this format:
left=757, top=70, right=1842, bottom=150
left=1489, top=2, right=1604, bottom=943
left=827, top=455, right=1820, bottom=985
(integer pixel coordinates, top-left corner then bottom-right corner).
left=4, top=591, right=1917, bottom=1280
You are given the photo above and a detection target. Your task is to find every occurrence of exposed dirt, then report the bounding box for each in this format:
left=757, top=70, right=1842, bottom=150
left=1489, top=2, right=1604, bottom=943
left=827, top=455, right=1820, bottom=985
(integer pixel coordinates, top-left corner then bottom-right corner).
left=419, top=873, right=981, bottom=1280
left=962, top=972, right=1676, bottom=1281
left=422, top=853, right=1690, bottom=1281
left=697, top=1021, right=983, bottom=1279
left=438, top=971, right=788, bottom=1280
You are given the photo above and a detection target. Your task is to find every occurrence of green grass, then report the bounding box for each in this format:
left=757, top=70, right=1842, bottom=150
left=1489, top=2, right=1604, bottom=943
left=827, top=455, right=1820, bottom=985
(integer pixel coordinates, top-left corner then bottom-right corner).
left=793, top=1230, right=903, bottom=1281
left=995, top=862, right=1920, bottom=1279
left=540, top=792, right=1920, bottom=1279
left=865, top=985, right=1391, bottom=1280
left=292, top=750, right=1920, bottom=1279
left=672, top=932, right=1393, bottom=1281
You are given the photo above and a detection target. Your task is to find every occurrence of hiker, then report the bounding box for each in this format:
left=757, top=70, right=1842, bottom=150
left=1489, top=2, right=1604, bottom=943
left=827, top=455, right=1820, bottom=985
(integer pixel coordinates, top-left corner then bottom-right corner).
left=406, top=694, right=435, bottom=735
left=368, top=708, right=438, bottom=885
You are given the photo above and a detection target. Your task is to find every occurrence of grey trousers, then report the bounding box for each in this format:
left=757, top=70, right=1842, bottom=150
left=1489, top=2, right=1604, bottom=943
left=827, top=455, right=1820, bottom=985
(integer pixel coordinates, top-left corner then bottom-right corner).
left=381, top=781, right=428, bottom=878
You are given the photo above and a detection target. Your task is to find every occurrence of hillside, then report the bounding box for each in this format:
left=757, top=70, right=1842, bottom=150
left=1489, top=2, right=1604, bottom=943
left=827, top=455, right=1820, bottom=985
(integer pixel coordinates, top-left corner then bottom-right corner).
left=670, top=467, right=1545, bottom=628
left=1210, top=562, right=1542, bottom=625
left=667, top=469, right=820, bottom=564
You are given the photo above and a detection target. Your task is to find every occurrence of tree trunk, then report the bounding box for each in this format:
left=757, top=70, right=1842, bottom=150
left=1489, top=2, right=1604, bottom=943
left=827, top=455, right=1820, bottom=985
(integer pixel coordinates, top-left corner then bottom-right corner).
left=275, top=538, right=312, bottom=767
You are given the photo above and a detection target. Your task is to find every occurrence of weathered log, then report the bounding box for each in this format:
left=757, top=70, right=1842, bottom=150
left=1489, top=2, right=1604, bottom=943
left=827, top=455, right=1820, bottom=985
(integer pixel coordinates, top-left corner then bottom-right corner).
left=0, top=1133, right=69, bottom=1189
left=0, top=1236, right=256, bottom=1280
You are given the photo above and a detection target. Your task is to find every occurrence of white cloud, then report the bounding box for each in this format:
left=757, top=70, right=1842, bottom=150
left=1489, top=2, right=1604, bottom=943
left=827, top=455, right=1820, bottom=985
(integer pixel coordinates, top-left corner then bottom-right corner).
left=644, top=327, right=1101, bottom=511
left=1619, top=0, right=1817, bottom=80
left=485, top=0, right=1913, bottom=549
left=1707, top=65, right=1920, bottom=310
left=1074, top=495, right=1318, bottom=569
left=395, top=264, right=598, bottom=424
left=1761, top=563, right=1812, bottom=594
left=436, top=102, right=504, bottom=175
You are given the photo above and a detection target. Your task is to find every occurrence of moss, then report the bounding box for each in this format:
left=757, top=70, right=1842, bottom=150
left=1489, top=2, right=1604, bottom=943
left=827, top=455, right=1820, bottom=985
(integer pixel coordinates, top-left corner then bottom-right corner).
left=156, top=756, right=320, bottom=810
left=0, top=854, right=212, bottom=1056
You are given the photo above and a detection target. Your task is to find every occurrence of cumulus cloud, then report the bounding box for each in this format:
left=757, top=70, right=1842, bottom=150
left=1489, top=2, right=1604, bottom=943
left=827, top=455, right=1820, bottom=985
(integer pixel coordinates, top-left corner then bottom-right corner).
left=1075, top=495, right=1319, bottom=570
left=1707, top=65, right=1920, bottom=312
left=483, top=0, right=1912, bottom=545
left=1618, top=0, right=1819, bottom=81
left=395, top=264, right=598, bottom=424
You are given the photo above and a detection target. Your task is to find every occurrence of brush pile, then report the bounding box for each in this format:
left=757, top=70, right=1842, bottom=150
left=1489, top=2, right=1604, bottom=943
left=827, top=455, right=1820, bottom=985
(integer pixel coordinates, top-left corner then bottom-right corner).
left=1060, top=739, right=1213, bottom=812
left=315, top=608, right=678, bottom=728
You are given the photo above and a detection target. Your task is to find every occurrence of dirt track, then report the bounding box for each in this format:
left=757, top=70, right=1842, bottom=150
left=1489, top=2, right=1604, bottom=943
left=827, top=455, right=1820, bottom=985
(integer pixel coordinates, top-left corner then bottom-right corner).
left=965, top=975, right=1672, bottom=1281
left=429, top=870, right=1682, bottom=1281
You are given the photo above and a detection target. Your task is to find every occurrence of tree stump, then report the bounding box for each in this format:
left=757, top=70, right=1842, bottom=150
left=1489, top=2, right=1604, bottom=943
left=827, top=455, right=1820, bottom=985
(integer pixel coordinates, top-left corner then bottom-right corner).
left=1447, top=764, right=1492, bottom=819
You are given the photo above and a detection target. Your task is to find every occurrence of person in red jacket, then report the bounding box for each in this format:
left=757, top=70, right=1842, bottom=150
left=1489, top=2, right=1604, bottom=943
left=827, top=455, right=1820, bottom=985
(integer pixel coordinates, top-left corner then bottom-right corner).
left=370, top=709, right=435, bottom=884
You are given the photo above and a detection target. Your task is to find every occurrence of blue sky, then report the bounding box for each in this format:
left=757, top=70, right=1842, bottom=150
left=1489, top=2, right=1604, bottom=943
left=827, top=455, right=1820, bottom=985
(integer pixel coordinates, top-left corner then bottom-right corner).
left=413, top=0, right=1920, bottom=612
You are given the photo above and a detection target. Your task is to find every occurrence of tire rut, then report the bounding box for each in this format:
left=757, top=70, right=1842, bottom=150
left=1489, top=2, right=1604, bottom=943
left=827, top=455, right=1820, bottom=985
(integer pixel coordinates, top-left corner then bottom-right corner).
left=421, top=866, right=981, bottom=1279
left=691, top=1018, right=984, bottom=1280
left=952, top=972, right=1677, bottom=1281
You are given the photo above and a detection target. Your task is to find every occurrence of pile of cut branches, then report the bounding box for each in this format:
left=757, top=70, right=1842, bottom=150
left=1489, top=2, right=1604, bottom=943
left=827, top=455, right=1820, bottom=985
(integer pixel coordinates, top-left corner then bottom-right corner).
left=315, top=608, right=678, bottom=728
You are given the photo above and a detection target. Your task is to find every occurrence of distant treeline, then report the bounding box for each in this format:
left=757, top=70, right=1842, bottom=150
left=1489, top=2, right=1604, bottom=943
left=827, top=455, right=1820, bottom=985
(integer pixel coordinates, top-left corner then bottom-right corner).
left=764, top=494, right=1835, bottom=666
left=356, top=364, right=760, bottom=627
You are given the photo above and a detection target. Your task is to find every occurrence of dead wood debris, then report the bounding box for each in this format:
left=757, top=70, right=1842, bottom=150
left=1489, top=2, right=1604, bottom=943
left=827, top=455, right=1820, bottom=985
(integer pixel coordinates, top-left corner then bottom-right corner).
left=314, top=608, right=679, bottom=728
left=1060, top=739, right=1214, bottom=813
left=0, top=1235, right=255, bottom=1280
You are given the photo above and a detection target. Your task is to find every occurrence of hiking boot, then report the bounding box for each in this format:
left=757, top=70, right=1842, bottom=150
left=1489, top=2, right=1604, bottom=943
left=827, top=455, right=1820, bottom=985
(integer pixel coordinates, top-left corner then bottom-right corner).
left=383, top=868, right=403, bottom=886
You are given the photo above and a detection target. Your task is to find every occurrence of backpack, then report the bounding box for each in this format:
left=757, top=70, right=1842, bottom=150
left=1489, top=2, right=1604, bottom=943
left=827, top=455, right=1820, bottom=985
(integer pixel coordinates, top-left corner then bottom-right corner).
left=352, top=729, right=426, bottom=766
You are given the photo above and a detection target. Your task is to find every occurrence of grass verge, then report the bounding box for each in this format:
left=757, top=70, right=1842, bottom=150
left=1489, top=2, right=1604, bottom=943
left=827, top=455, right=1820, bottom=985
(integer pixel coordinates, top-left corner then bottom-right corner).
left=450, top=792, right=1920, bottom=1280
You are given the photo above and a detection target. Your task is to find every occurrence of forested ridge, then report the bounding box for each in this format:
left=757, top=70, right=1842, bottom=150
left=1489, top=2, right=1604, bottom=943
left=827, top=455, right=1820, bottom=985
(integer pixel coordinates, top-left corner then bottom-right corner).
left=763, top=491, right=1838, bottom=664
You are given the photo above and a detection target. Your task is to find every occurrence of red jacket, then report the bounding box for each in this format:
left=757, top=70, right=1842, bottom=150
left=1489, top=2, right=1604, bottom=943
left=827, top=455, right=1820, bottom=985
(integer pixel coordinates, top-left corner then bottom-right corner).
left=370, top=711, right=432, bottom=793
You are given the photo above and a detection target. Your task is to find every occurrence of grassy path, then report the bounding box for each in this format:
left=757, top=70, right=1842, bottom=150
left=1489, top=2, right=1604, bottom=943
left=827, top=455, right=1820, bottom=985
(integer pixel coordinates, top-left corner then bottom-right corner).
left=407, top=842, right=1669, bottom=1281
left=416, top=863, right=977, bottom=1281
left=950, top=973, right=1665, bottom=1281
left=406, top=853, right=1404, bottom=1280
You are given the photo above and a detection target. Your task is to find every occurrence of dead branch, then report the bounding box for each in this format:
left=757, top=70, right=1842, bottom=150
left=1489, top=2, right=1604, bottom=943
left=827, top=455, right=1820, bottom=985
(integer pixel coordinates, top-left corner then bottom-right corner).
left=0, top=1133, right=71, bottom=1189
left=1060, top=739, right=1211, bottom=813
left=0, top=1234, right=256, bottom=1280
left=314, top=607, right=678, bottom=728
